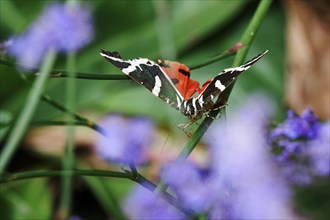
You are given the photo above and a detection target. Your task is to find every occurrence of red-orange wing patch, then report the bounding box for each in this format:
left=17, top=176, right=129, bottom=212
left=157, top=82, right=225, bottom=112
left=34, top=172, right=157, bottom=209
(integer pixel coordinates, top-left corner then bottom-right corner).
left=160, top=60, right=200, bottom=100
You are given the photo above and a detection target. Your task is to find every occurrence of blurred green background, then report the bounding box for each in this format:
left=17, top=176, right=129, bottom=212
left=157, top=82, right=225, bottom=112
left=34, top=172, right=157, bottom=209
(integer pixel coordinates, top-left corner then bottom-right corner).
left=1, top=1, right=328, bottom=220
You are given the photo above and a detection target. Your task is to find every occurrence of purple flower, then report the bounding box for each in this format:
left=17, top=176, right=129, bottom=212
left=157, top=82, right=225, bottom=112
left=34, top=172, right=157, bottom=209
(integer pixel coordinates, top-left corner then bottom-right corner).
left=206, top=95, right=296, bottom=219
left=7, top=3, right=93, bottom=67
left=123, top=185, right=186, bottom=219
left=96, top=115, right=154, bottom=165
left=270, top=108, right=329, bottom=185
left=160, top=160, right=211, bottom=212
left=271, top=108, right=319, bottom=141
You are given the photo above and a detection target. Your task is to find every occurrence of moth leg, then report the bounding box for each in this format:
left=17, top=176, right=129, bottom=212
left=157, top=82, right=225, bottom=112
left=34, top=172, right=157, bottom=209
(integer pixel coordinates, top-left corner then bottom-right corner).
left=205, top=113, right=216, bottom=120
left=178, top=121, right=194, bottom=137
left=177, top=119, right=201, bottom=137
left=205, top=103, right=228, bottom=119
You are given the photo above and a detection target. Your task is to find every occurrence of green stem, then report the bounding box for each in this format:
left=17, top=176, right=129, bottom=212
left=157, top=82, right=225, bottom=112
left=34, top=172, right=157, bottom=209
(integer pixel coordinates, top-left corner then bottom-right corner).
left=221, top=0, right=273, bottom=103
left=50, top=72, right=129, bottom=80
left=0, top=169, right=134, bottom=183
left=0, top=168, right=195, bottom=217
left=31, top=120, right=84, bottom=127
left=232, top=0, right=273, bottom=67
left=189, top=49, right=236, bottom=70
left=39, top=95, right=109, bottom=137
left=0, top=50, right=56, bottom=173
left=0, top=60, right=129, bottom=80
left=178, top=116, right=216, bottom=159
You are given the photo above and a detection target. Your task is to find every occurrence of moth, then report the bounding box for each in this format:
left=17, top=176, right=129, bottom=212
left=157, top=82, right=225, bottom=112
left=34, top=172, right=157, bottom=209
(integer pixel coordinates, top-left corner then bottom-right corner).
left=100, top=50, right=268, bottom=121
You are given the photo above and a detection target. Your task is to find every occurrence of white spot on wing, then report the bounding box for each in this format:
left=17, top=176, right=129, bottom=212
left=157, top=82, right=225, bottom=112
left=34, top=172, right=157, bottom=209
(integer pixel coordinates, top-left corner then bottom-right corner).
left=192, top=98, right=197, bottom=110
left=198, top=95, right=204, bottom=106
left=152, top=75, right=162, bottom=96
left=100, top=53, right=156, bottom=76
left=215, top=80, right=226, bottom=91
left=100, top=52, right=122, bottom=62
left=223, top=66, right=248, bottom=73
left=122, top=58, right=155, bottom=75
left=183, top=100, right=187, bottom=108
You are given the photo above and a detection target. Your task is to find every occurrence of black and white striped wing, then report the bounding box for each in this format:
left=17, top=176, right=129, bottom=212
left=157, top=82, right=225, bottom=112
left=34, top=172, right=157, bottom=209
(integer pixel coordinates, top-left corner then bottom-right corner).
left=197, top=50, right=268, bottom=103
left=100, top=50, right=184, bottom=111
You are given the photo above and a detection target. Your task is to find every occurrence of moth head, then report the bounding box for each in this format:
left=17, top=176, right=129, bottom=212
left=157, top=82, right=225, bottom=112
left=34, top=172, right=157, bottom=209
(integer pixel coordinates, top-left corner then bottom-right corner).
left=181, top=98, right=203, bottom=121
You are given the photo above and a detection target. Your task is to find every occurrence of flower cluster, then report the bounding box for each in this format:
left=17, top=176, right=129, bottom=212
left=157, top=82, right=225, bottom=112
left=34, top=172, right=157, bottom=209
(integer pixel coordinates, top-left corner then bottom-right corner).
left=7, top=3, right=93, bottom=67
left=122, top=95, right=296, bottom=219
left=96, top=115, right=155, bottom=165
left=271, top=108, right=319, bottom=143
left=270, top=109, right=330, bottom=184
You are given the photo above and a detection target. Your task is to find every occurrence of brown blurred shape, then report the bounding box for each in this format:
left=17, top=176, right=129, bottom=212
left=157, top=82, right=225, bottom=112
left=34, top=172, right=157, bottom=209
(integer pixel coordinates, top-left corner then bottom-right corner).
left=284, top=0, right=330, bottom=119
